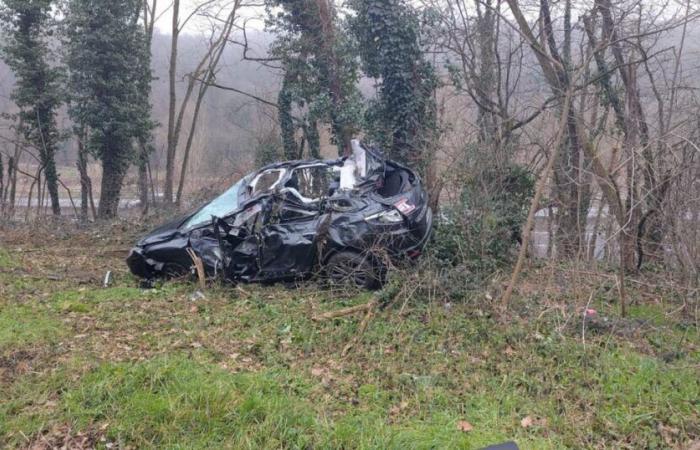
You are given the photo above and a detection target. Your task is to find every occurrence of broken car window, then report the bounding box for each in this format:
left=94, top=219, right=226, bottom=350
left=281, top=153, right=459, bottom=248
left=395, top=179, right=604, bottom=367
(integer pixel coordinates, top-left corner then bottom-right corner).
left=287, top=165, right=335, bottom=201
left=251, top=169, right=284, bottom=195
left=182, top=178, right=244, bottom=231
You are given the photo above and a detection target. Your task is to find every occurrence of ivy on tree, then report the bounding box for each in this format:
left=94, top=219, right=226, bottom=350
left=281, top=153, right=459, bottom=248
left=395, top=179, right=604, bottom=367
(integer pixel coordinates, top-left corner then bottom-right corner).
left=0, top=0, right=63, bottom=216
left=64, top=0, right=153, bottom=219
left=349, top=0, right=438, bottom=170
left=268, top=0, right=362, bottom=158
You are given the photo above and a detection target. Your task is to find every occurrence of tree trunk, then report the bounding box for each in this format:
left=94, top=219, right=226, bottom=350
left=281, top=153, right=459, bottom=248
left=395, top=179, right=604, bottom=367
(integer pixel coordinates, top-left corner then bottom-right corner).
left=36, top=108, right=61, bottom=217
left=304, top=120, right=321, bottom=159
left=474, top=0, right=499, bottom=152
left=164, top=0, right=180, bottom=204
left=175, top=86, right=206, bottom=206
left=40, top=146, right=61, bottom=216
left=1, top=157, right=8, bottom=208
left=138, top=143, right=150, bottom=215
left=314, top=0, right=352, bottom=156
left=0, top=154, right=4, bottom=209
left=98, top=140, right=128, bottom=219
left=77, top=138, right=90, bottom=222
left=501, top=89, right=573, bottom=307
left=507, top=0, right=637, bottom=273
left=7, top=156, right=17, bottom=218
left=279, top=71, right=298, bottom=160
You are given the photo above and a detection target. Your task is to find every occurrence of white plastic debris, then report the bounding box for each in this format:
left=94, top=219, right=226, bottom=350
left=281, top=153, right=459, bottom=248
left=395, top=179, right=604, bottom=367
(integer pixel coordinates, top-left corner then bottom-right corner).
left=103, top=271, right=113, bottom=288
left=189, top=290, right=206, bottom=302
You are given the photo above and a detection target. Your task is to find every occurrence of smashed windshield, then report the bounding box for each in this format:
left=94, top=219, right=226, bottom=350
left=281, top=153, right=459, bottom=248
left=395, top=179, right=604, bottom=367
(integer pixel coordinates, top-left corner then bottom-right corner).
left=183, top=179, right=245, bottom=231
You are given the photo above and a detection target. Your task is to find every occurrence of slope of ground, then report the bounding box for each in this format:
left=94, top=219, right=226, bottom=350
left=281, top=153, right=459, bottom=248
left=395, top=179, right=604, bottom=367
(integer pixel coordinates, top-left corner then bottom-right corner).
left=0, top=222, right=697, bottom=449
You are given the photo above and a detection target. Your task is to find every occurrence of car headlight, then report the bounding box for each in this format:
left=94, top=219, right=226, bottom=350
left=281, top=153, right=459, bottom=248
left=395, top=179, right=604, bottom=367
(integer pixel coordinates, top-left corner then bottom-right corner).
left=364, top=209, right=403, bottom=224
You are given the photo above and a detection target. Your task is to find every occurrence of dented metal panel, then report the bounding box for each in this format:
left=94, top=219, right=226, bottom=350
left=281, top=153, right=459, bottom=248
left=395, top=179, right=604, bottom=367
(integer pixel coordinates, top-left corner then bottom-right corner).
left=126, top=140, right=433, bottom=288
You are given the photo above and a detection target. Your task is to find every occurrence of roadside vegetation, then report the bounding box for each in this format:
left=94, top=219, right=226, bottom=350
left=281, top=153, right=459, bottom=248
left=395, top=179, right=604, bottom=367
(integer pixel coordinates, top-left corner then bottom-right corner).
left=1, top=0, right=699, bottom=448
left=1, top=223, right=697, bottom=449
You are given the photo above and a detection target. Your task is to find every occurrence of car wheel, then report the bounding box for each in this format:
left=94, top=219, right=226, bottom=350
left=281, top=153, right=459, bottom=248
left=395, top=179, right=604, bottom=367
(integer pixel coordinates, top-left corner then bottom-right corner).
left=325, top=251, right=383, bottom=290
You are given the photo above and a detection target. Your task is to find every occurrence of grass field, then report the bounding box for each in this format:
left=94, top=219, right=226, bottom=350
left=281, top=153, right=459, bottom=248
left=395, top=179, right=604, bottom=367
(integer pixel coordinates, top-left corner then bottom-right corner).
left=0, top=222, right=698, bottom=449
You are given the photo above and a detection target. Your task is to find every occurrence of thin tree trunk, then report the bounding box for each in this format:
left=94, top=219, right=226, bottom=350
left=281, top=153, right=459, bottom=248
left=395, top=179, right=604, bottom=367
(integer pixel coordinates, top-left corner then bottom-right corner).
left=175, top=87, right=206, bottom=206
left=164, top=0, right=180, bottom=204
left=0, top=154, right=4, bottom=210
left=77, top=138, right=90, bottom=222
left=148, top=160, right=157, bottom=205
left=2, top=156, right=8, bottom=209
left=25, top=165, right=42, bottom=222
left=138, top=0, right=157, bottom=214
left=7, top=156, right=17, bottom=218
left=305, top=120, right=321, bottom=159
left=138, top=146, right=150, bottom=215
left=175, top=3, right=239, bottom=206
left=36, top=169, right=42, bottom=215
left=588, top=196, right=604, bottom=260
left=35, top=110, right=61, bottom=216
left=88, top=173, right=97, bottom=220
left=501, top=90, right=573, bottom=307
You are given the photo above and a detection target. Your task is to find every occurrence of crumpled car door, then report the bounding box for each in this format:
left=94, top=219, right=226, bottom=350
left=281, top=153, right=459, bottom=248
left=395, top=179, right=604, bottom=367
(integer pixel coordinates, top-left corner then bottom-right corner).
left=257, top=190, right=323, bottom=280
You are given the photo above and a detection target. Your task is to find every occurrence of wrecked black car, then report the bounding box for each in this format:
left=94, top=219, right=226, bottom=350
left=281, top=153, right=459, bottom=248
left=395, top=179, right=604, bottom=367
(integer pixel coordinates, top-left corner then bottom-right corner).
left=127, top=140, right=432, bottom=289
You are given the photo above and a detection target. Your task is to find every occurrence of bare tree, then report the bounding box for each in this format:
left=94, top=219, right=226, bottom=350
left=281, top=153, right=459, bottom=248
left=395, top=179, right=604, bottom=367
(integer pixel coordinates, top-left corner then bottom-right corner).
left=504, top=0, right=699, bottom=273
left=163, top=0, right=220, bottom=205
left=175, top=1, right=241, bottom=206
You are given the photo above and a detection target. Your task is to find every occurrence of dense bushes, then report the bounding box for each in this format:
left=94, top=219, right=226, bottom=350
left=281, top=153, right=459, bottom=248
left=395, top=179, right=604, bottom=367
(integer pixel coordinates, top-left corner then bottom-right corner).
left=426, top=164, right=534, bottom=292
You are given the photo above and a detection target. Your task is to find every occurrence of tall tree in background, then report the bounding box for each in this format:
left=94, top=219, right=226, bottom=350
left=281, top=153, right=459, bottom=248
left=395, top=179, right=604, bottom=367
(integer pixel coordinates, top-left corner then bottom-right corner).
left=164, top=0, right=181, bottom=205
left=175, top=1, right=241, bottom=206
left=163, top=0, right=238, bottom=205
left=540, top=0, right=591, bottom=259
left=268, top=0, right=361, bottom=158
left=137, top=0, right=159, bottom=214
left=65, top=0, right=153, bottom=219
left=0, top=0, right=62, bottom=216
left=350, top=0, right=438, bottom=169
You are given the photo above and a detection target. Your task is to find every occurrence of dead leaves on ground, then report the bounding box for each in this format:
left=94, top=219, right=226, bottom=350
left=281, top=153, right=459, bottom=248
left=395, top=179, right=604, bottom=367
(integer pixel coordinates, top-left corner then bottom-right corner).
left=520, top=415, right=547, bottom=429
left=456, top=420, right=474, bottom=432
left=28, top=423, right=109, bottom=450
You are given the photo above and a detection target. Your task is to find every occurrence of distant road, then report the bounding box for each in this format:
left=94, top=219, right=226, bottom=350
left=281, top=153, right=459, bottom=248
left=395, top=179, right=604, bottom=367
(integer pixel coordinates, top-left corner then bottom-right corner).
left=12, top=197, right=142, bottom=209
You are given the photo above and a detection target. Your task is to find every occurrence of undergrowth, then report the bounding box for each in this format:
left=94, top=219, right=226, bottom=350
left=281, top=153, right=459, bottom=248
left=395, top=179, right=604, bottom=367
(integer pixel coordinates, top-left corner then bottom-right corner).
left=0, top=225, right=698, bottom=449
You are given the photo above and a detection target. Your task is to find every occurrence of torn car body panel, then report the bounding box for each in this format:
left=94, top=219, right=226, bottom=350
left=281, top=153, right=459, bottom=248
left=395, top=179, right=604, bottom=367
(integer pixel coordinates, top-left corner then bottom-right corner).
left=127, top=140, right=433, bottom=286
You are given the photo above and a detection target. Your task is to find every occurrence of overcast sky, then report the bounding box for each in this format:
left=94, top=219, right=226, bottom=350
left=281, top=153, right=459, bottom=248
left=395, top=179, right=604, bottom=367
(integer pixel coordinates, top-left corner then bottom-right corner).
left=153, top=0, right=267, bottom=35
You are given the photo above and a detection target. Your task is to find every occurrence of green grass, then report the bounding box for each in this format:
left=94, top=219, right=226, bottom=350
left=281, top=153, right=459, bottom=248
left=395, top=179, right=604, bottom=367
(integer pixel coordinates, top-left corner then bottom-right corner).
left=0, top=304, right=64, bottom=350
left=0, top=247, right=15, bottom=269
left=50, top=286, right=167, bottom=313
left=0, top=240, right=698, bottom=449
left=56, top=356, right=554, bottom=449
left=63, top=356, right=319, bottom=449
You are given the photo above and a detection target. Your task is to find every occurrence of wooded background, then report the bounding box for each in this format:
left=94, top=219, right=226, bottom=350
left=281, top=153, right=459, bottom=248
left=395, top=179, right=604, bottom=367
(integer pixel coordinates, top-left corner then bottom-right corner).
left=1, top=0, right=699, bottom=283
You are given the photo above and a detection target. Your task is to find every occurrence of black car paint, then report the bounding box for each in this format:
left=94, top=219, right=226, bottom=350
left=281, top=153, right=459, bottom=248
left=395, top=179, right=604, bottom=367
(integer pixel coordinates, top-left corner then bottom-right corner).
left=127, top=149, right=432, bottom=284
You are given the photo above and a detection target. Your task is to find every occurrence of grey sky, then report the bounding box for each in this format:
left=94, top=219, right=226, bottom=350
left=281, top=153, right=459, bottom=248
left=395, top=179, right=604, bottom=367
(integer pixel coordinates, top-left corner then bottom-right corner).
left=153, top=0, right=267, bottom=35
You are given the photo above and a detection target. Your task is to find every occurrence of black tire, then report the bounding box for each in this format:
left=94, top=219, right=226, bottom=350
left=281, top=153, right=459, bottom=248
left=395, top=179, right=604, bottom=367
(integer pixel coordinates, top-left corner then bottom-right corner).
left=325, top=251, right=383, bottom=290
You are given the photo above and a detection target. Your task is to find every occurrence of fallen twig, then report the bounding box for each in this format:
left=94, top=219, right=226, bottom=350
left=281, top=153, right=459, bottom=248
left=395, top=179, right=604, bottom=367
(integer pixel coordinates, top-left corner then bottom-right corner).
left=235, top=285, right=250, bottom=297
left=341, top=301, right=376, bottom=356
left=312, top=300, right=376, bottom=321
